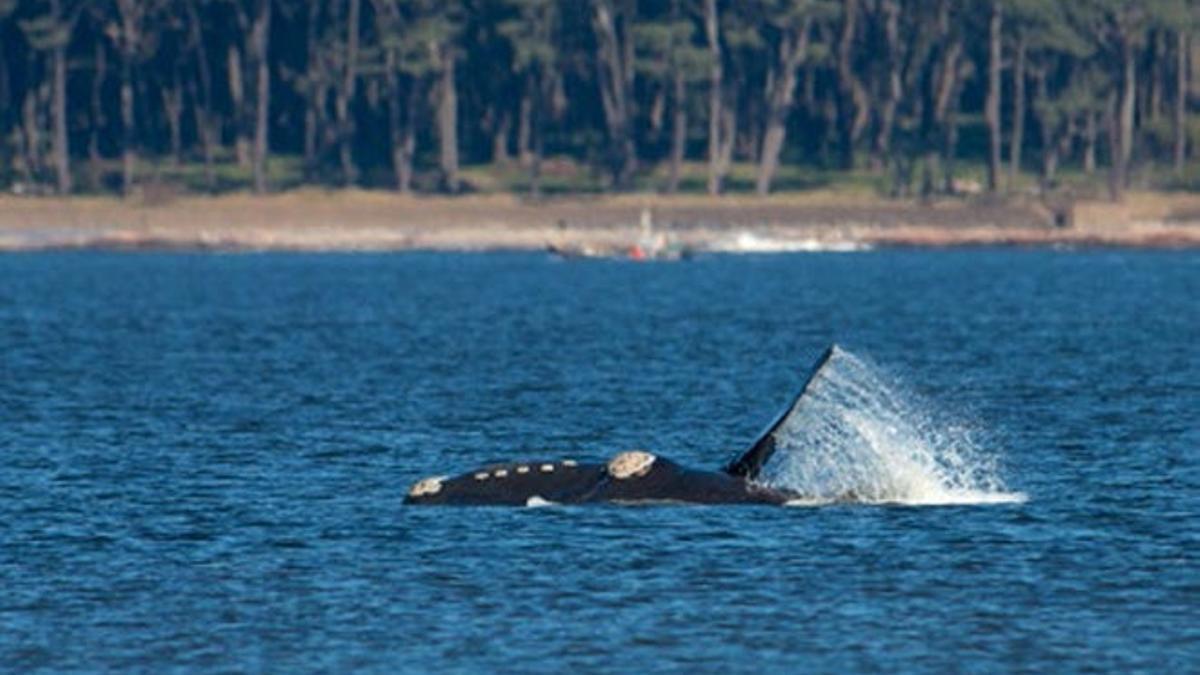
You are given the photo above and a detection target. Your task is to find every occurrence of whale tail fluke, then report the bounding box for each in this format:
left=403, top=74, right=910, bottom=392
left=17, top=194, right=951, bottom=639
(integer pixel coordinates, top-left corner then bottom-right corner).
left=723, top=344, right=840, bottom=480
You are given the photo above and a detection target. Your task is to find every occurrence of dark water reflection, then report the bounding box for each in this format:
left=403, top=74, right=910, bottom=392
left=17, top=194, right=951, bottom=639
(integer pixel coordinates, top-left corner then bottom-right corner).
left=0, top=250, right=1196, bottom=671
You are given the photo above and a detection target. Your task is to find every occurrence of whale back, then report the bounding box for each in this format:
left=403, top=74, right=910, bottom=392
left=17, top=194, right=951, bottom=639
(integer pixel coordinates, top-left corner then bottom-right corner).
left=404, top=460, right=605, bottom=505
left=580, top=454, right=790, bottom=505
left=405, top=452, right=794, bottom=506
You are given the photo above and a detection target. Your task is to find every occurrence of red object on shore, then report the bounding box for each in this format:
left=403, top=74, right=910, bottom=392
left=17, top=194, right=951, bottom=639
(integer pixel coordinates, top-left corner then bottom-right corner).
left=628, top=245, right=646, bottom=260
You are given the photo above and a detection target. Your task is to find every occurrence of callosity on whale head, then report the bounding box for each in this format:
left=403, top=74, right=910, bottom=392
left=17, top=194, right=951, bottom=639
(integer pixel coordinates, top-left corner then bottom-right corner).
left=606, top=450, right=657, bottom=479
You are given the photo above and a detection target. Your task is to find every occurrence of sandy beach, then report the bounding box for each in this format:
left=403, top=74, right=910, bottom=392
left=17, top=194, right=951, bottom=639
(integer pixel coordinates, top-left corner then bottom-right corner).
left=1, top=189, right=1198, bottom=252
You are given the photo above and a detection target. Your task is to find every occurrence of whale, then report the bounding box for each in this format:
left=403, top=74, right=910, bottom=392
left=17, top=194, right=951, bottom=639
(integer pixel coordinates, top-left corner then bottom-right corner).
left=404, top=345, right=838, bottom=506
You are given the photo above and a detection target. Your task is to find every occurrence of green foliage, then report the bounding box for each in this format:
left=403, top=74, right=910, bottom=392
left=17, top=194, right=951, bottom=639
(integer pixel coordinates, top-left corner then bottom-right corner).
left=497, top=0, right=558, bottom=72
left=2, top=0, right=1198, bottom=195
left=19, top=15, right=70, bottom=51
left=633, top=16, right=708, bottom=80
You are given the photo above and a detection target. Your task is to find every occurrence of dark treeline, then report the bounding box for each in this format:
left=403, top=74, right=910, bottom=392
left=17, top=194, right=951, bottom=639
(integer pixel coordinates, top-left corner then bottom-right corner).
left=1, top=0, right=1196, bottom=199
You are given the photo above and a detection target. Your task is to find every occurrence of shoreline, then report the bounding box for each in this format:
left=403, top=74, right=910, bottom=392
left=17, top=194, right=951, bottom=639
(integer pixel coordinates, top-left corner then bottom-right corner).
left=1, top=190, right=1198, bottom=252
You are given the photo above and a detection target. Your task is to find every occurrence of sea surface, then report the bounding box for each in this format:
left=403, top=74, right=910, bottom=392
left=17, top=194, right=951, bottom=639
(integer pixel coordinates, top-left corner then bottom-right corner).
left=0, top=250, right=1196, bottom=672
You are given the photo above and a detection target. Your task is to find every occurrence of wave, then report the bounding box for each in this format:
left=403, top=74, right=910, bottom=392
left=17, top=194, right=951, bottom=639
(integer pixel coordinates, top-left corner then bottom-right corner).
left=709, top=231, right=871, bottom=254
left=759, top=348, right=1026, bottom=506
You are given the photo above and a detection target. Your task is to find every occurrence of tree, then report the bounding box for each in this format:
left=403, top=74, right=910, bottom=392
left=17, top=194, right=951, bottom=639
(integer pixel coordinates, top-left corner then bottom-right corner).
left=922, top=0, right=971, bottom=196
left=372, top=0, right=416, bottom=192
left=1016, top=4, right=1096, bottom=190
left=370, top=0, right=461, bottom=193
left=249, top=0, right=269, bottom=193
left=22, top=0, right=84, bottom=194
left=1140, top=0, right=1194, bottom=174
left=109, top=0, right=160, bottom=195
left=702, top=0, right=725, bottom=193
left=751, top=0, right=822, bottom=195
left=833, top=0, right=869, bottom=170
left=868, top=0, right=904, bottom=173
left=499, top=0, right=561, bottom=197
left=633, top=1, right=707, bottom=193
left=1173, top=27, right=1190, bottom=173
left=336, top=0, right=361, bottom=185
left=985, top=1, right=1002, bottom=192
left=184, top=0, right=217, bottom=191
left=0, top=0, right=1195, bottom=200
left=591, top=0, right=637, bottom=188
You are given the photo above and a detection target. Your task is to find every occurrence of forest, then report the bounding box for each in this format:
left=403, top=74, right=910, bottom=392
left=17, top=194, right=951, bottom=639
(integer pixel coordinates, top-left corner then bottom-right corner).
left=1, top=0, right=1196, bottom=200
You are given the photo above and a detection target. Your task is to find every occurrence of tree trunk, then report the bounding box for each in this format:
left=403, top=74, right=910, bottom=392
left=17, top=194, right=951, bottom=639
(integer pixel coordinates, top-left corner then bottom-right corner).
left=385, top=62, right=411, bottom=194
left=1083, top=111, right=1097, bottom=175
left=939, top=59, right=967, bottom=195
left=529, top=130, right=544, bottom=199
left=492, top=107, right=511, bottom=164
left=0, top=36, right=9, bottom=178
left=1107, top=92, right=1123, bottom=201
left=592, top=0, right=636, bottom=188
left=717, top=103, right=736, bottom=184
left=50, top=0, right=71, bottom=195
left=648, top=86, right=666, bottom=138
left=198, top=112, right=215, bottom=195
left=667, top=69, right=686, bottom=193
left=163, top=81, right=183, bottom=166
left=437, top=46, right=459, bottom=193
left=703, top=0, right=723, bottom=194
left=251, top=0, right=270, bottom=194
left=756, top=18, right=811, bottom=195
left=389, top=75, right=417, bottom=194
left=1042, top=144, right=1059, bottom=187
left=517, top=85, right=533, bottom=166
left=337, top=0, right=360, bottom=185
left=1148, top=31, right=1164, bottom=125
left=835, top=0, right=869, bottom=170
left=302, top=0, right=320, bottom=179
left=185, top=0, right=216, bottom=191
left=0, top=33, right=10, bottom=182
left=943, top=107, right=960, bottom=193
left=984, top=2, right=1002, bottom=192
left=1118, top=35, right=1136, bottom=187
left=529, top=69, right=547, bottom=199
left=88, top=40, right=105, bottom=190
left=1033, top=68, right=1052, bottom=189
left=1174, top=31, right=1188, bottom=175
left=871, top=0, right=902, bottom=171
left=20, top=90, right=41, bottom=186
left=1008, top=37, right=1026, bottom=189
left=120, top=58, right=136, bottom=196
left=228, top=44, right=250, bottom=168
left=920, top=151, right=939, bottom=200
left=51, top=46, right=71, bottom=194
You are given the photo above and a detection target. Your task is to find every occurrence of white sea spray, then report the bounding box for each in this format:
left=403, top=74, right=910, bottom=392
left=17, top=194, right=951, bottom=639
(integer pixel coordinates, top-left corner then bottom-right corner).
left=762, top=348, right=1026, bottom=506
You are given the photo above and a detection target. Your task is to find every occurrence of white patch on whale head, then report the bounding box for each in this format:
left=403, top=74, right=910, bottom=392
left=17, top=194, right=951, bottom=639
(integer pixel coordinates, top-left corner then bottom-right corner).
left=607, top=451, right=657, bottom=480
left=409, top=475, right=448, bottom=497
left=526, top=495, right=557, bottom=507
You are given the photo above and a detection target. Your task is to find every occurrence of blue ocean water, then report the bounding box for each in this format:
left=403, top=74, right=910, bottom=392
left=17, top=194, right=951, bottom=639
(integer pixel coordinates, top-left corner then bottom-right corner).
left=0, top=250, right=1196, bottom=672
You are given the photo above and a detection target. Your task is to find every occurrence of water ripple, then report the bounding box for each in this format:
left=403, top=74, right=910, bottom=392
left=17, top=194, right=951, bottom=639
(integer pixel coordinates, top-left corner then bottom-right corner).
left=0, top=250, right=1197, bottom=671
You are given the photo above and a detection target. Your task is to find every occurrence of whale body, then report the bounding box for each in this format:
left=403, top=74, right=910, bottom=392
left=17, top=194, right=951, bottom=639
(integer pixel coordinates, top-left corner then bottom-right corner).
left=404, top=345, right=838, bottom=506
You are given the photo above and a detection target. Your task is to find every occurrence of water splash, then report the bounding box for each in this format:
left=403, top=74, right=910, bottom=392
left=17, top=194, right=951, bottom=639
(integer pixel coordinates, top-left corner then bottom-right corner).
left=759, top=347, right=1026, bottom=506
